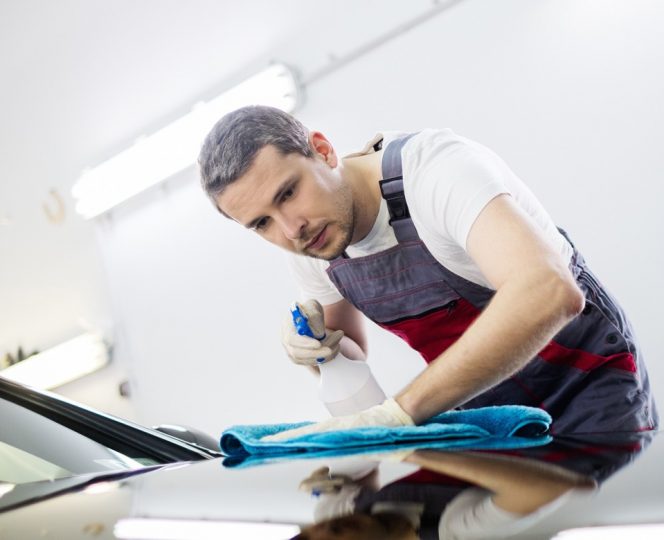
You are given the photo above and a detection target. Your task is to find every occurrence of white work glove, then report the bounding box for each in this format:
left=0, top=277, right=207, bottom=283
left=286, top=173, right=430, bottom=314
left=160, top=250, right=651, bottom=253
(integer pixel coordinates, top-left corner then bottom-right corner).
left=262, top=398, right=414, bottom=442
left=299, top=461, right=378, bottom=495
left=281, top=299, right=344, bottom=367
left=312, top=482, right=362, bottom=522
left=299, top=466, right=355, bottom=495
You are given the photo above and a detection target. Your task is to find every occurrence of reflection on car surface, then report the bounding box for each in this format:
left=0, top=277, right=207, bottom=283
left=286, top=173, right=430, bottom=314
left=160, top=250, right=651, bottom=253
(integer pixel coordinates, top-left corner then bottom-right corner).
left=1, top=375, right=663, bottom=539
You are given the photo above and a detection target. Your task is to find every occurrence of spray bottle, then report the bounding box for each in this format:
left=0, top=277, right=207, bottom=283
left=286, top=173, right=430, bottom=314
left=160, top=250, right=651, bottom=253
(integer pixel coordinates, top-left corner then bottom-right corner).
left=291, top=304, right=386, bottom=417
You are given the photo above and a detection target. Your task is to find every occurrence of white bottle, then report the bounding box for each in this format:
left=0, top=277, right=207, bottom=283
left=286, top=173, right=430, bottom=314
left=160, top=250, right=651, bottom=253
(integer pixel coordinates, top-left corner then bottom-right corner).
left=318, top=353, right=386, bottom=416
left=291, top=304, right=386, bottom=417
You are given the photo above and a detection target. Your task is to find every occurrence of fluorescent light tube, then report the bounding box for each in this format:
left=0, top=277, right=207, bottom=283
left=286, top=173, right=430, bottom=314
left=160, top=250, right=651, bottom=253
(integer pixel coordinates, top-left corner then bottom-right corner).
left=0, top=332, right=109, bottom=389
left=72, top=63, right=299, bottom=219
left=553, top=524, right=664, bottom=540
left=114, top=518, right=301, bottom=540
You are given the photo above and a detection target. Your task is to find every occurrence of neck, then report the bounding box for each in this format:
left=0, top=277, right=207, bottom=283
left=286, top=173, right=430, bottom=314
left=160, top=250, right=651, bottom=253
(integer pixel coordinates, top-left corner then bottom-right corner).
left=342, top=150, right=384, bottom=244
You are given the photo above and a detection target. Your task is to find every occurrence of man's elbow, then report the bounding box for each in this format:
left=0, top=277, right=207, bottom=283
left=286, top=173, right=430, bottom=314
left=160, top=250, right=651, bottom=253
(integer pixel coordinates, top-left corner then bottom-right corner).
left=562, top=283, right=586, bottom=319
left=549, top=272, right=585, bottom=320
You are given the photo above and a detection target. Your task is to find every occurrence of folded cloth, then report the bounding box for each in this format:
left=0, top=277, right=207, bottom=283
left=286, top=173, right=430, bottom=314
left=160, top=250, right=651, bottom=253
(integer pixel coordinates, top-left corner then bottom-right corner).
left=220, top=406, right=551, bottom=461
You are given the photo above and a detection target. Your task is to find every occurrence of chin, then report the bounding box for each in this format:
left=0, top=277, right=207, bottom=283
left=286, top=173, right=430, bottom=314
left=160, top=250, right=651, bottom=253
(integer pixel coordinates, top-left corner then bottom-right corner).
left=309, top=240, right=349, bottom=261
left=303, top=249, right=337, bottom=262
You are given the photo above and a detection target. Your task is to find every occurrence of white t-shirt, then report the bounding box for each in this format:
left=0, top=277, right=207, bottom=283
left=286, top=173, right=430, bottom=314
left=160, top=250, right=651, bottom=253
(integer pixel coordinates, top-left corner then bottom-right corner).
left=438, top=486, right=581, bottom=539
left=289, top=129, right=573, bottom=305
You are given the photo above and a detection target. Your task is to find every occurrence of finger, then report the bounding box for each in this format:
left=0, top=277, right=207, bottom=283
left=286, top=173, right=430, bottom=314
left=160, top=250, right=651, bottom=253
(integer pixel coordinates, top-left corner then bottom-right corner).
left=300, top=299, right=323, bottom=319
left=323, top=329, right=344, bottom=348
left=290, top=345, right=336, bottom=361
left=290, top=356, right=321, bottom=367
left=282, top=318, right=316, bottom=346
left=283, top=317, right=327, bottom=349
left=299, top=479, right=345, bottom=494
left=300, top=299, right=326, bottom=337
left=288, top=333, right=325, bottom=349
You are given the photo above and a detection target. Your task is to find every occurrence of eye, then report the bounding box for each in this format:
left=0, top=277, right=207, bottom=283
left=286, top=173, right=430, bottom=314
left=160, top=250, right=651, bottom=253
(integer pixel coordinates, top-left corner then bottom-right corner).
left=281, top=186, right=295, bottom=202
left=253, top=216, right=270, bottom=232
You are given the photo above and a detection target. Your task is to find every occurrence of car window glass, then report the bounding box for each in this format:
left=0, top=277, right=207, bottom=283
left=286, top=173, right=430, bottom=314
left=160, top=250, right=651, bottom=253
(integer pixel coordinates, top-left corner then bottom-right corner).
left=0, top=398, right=145, bottom=483
left=0, top=440, right=71, bottom=483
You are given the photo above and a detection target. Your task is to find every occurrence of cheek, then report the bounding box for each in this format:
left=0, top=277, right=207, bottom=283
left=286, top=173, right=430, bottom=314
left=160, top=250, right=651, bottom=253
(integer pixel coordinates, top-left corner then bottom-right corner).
left=264, top=229, right=296, bottom=251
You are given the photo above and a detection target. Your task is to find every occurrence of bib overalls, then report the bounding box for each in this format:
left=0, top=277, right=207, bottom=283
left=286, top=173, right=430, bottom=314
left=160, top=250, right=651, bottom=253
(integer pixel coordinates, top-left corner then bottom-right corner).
left=325, top=135, right=657, bottom=434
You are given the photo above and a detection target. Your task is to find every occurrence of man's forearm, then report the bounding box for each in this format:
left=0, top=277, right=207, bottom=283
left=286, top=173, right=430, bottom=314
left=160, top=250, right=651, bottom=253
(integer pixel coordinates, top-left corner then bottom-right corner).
left=406, top=450, right=594, bottom=514
left=396, top=270, right=585, bottom=423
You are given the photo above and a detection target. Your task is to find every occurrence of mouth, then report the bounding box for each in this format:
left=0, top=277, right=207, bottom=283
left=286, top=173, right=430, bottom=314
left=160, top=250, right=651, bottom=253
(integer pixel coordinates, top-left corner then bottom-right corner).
left=304, top=225, right=328, bottom=251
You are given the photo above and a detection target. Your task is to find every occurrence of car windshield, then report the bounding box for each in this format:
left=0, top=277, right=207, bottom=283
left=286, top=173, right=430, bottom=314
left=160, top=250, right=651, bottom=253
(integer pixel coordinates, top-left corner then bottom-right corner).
left=0, top=397, right=152, bottom=486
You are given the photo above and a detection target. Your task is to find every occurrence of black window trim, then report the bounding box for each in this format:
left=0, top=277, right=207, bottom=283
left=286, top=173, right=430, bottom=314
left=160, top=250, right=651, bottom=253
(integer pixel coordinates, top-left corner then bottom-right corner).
left=0, top=376, right=219, bottom=463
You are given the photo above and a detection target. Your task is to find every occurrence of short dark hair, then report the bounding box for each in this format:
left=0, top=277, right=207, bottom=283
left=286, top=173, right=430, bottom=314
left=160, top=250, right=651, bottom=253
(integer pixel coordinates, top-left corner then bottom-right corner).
left=198, top=105, right=313, bottom=212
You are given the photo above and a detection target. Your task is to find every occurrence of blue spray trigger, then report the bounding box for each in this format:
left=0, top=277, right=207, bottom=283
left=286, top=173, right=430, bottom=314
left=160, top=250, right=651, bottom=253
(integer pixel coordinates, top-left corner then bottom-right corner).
left=290, top=305, right=317, bottom=339
left=290, top=304, right=326, bottom=364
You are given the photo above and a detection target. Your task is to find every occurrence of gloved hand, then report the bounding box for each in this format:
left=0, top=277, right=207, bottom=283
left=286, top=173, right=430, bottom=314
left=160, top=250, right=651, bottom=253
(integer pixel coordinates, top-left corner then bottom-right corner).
left=299, top=466, right=353, bottom=495
left=281, top=299, right=344, bottom=367
left=262, top=398, right=414, bottom=442
left=300, top=463, right=378, bottom=522
left=299, top=462, right=378, bottom=495
left=312, top=483, right=362, bottom=522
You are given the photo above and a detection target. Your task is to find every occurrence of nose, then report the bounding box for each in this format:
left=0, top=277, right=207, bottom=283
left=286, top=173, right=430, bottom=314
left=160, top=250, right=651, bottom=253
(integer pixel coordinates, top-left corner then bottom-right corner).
left=277, top=212, right=306, bottom=240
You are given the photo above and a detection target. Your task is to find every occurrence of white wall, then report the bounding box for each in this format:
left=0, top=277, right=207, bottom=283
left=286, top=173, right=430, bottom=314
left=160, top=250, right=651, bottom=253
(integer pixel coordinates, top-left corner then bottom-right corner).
left=0, top=197, right=112, bottom=359
left=97, top=0, right=664, bottom=436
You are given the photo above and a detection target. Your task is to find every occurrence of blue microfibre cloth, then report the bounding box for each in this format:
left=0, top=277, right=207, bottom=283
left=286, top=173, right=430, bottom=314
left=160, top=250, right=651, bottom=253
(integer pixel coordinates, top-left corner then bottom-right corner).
left=222, top=434, right=552, bottom=469
left=219, top=405, right=552, bottom=463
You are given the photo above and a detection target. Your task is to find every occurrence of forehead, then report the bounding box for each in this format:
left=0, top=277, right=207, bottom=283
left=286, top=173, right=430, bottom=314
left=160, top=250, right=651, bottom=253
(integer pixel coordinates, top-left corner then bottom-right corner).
left=215, top=145, right=301, bottom=222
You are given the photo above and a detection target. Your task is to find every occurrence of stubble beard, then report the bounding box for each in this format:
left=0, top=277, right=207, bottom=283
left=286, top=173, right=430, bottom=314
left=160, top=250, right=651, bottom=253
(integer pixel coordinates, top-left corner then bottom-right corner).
left=303, top=194, right=356, bottom=261
left=303, top=216, right=354, bottom=261
left=301, top=181, right=356, bottom=261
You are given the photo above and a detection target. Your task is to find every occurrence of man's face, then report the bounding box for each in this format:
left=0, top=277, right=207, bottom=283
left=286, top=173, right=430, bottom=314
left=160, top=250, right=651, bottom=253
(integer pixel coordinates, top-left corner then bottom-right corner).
left=216, top=142, right=355, bottom=260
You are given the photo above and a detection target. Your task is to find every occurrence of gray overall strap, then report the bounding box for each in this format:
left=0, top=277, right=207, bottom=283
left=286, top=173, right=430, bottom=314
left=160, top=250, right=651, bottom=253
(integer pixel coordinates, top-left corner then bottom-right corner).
left=379, top=134, right=419, bottom=242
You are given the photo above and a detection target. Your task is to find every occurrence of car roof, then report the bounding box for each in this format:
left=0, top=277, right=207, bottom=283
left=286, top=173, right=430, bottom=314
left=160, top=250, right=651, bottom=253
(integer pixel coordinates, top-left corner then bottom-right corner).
left=1, top=430, right=663, bottom=539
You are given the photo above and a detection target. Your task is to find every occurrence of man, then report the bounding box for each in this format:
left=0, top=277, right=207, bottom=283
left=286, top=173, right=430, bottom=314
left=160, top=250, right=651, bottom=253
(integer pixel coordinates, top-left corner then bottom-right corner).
left=198, top=105, right=657, bottom=437
left=294, top=445, right=598, bottom=540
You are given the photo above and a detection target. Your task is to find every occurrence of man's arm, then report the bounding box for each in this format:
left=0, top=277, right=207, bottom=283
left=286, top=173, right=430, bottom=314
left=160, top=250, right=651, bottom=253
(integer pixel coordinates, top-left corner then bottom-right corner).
left=323, top=299, right=369, bottom=361
left=406, top=450, right=595, bottom=514
left=396, top=193, right=585, bottom=423
left=264, top=193, right=586, bottom=442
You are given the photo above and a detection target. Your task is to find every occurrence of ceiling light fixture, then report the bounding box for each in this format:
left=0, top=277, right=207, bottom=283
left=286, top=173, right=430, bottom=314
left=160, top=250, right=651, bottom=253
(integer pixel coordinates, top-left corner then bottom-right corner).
left=0, top=332, right=109, bottom=390
left=72, top=63, right=299, bottom=219
left=114, top=518, right=301, bottom=540
left=552, top=524, right=664, bottom=540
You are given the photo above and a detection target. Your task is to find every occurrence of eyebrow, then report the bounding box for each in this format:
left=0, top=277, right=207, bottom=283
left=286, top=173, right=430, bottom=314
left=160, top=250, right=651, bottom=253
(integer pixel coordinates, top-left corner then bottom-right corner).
left=243, top=174, right=298, bottom=229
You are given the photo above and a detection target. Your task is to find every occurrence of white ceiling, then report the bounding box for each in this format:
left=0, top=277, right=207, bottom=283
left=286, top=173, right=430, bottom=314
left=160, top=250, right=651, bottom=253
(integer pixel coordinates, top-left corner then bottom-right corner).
left=0, top=0, right=445, bottom=351
left=0, top=0, right=442, bottom=224
left=1, top=1, right=337, bottom=351
left=0, top=1, right=318, bottom=216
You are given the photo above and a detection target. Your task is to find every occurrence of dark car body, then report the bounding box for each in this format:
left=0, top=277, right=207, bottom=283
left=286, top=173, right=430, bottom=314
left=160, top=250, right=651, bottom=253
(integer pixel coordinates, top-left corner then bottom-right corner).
left=1, top=375, right=663, bottom=539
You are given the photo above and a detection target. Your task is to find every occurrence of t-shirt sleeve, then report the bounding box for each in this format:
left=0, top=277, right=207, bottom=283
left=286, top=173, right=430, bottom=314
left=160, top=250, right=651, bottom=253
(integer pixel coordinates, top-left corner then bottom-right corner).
left=403, top=132, right=512, bottom=251
left=438, top=488, right=528, bottom=539
left=287, top=253, right=344, bottom=306
left=439, top=486, right=584, bottom=539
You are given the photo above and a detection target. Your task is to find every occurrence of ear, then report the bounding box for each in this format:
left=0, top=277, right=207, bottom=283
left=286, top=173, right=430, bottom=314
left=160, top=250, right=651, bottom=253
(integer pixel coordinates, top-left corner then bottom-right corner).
left=308, top=131, right=338, bottom=167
